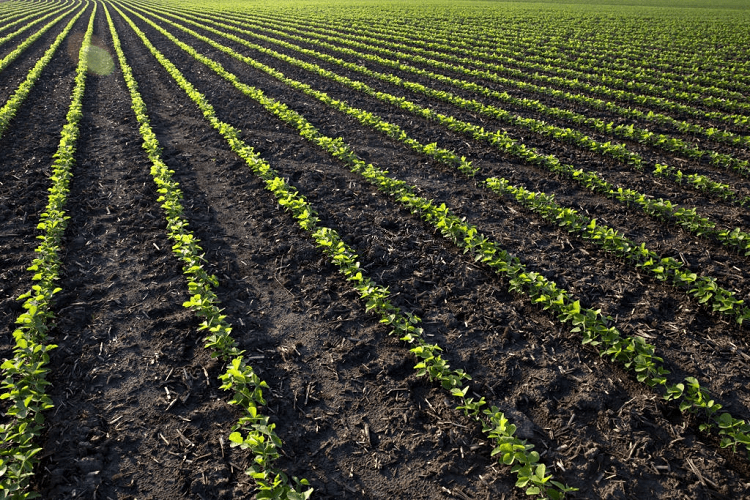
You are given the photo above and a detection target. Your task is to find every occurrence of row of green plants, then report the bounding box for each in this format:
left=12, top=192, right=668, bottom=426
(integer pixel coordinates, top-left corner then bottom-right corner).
left=161, top=6, right=750, bottom=203
left=244, top=19, right=750, bottom=194
left=167, top=6, right=750, bottom=149
left=105, top=4, right=311, bottom=499
left=0, top=6, right=76, bottom=77
left=114, top=6, right=576, bottom=497
left=238, top=11, right=749, bottom=115
left=0, top=3, right=34, bottom=18
left=244, top=9, right=750, bottom=98
left=0, top=0, right=49, bottom=13
left=120, top=4, right=750, bottom=464
left=483, top=178, right=750, bottom=323
left=383, top=13, right=750, bottom=97
left=207, top=11, right=750, bottom=128
left=130, top=7, right=750, bottom=261
left=407, top=11, right=750, bottom=75
left=0, top=2, right=44, bottom=26
left=651, top=163, right=741, bottom=205
left=0, top=3, right=62, bottom=49
left=259, top=7, right=750, bottom=95
left=234, top=17, right=750, bottom=176
left=134, top=6, right=750, bottom=327
left=0, top=5, right=93, bottom=498
left=128, top=6, right=477, bottom=176
left=0, top=4, right=82, bottom=140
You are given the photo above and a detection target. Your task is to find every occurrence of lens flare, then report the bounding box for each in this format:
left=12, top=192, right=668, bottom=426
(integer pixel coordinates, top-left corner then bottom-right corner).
left=86, top=45, right=114, bottom=76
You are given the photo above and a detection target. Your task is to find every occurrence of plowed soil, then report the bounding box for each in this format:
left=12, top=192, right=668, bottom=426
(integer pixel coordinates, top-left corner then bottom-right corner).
left=1, top=2, right=749, bottom=499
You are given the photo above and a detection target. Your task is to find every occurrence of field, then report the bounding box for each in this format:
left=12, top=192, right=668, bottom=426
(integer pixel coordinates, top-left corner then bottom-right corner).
left=1, top=0, right=750, bottom=498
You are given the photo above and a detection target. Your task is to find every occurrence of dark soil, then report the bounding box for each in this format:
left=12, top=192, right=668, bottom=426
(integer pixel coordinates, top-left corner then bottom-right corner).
left=0, top=4, right=83, bottom=365
left=0, top=2, right=749, bottom=499
left=0, top=5, right=80, bottom=105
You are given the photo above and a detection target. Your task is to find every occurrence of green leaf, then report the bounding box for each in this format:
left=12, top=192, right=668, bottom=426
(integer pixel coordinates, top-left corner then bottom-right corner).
left=228, top=432, right=244, bottom=445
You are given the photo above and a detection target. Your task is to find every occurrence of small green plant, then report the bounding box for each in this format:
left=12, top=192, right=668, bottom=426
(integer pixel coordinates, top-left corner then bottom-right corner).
left=115, top=7, right=578, bottom=495
left=107, top=6, right=311, bottom=497
left=664, top=378, right=750, bottom=459
left=0, top=6, right=93, bottom=497
left=0, top=6, right=82, bottom=140
left=483, top=177, right=748, bottom=324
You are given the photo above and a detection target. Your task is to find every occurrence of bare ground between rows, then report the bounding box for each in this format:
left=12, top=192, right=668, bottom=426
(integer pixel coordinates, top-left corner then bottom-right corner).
left=233, top=12, right=750, bottom=100
left=225, top=15, right=750, bottom=155
left=89, top=9, right=512, bottom=498
left=0, top=10, right=83, bottom=374
left=133, top=1, right=750, bottom=416
left=135, top=0, right=745, bottom=410
left=117, top=10, right=750, bottom=498
left=201, top=15, right=750, bottom=138
left=33, top=9, right=256, bottom=500
left=108, top=8, right=523, bottom=498
left=0, top=6, right=82, bottom=105
left=157, top=13, right=750, bottom=230
left=135, top=13, right=750, bottom=331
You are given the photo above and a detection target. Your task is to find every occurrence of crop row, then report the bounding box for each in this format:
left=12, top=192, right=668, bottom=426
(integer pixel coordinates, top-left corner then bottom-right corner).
left=177, top=7, right=750, bottom=150
left=0, top=5, right=78, bottom=87
left=0, top=5, right=92, bottom=498
left=106, top=3, right=316, bottom=498
left=211, top=9, right=750, bottom=143
left=134, top=5, right=750, bottom=264
left=2, top=1, right=748, bottom=497
left=253, top=6, right=750, bottom=86
left=235, top=13, right=750, bottom=170
left=238, top=10, right=750, bottom=114
left=0, top=3, right=46, bottom=25
left=217, top=9, right=750, bottom=125
left=0, top=3, right=63, bottom=50
left=285, top=11, right=750, bottom=97
left=0, top=4, right=81, bottom=139
left=223, top=16, right=750, bottom=202
left=112, top=4, right=580, bottom=497
left=119, top=0, right=750, bottom=470
left=135, top=5, right=750, bottom=327
left=30, top=2, right=672, bottom=497
left=154, top=6, right=750, bottom=219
